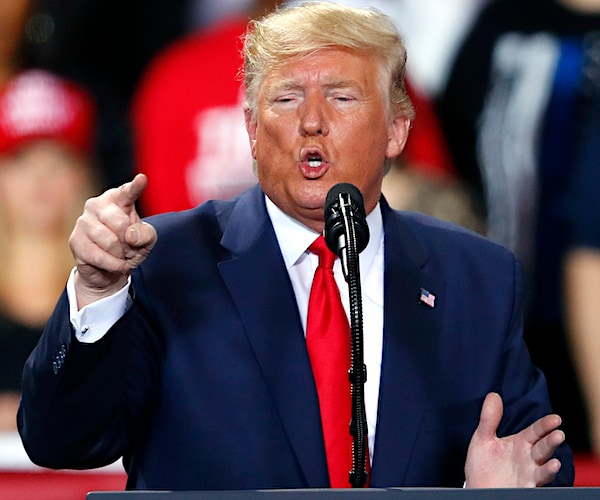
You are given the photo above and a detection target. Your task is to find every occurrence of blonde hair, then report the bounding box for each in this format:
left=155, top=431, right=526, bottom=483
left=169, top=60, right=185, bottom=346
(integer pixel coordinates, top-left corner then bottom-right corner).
left=242, top=1, right=415, bottom=121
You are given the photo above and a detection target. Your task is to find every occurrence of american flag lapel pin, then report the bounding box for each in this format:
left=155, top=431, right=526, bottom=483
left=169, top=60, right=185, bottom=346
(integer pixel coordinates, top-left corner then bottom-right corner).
left=419, top=287, right=436, bottom=308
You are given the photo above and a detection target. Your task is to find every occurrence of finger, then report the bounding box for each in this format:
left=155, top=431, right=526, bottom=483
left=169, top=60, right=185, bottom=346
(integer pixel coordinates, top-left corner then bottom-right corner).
left=72, top=234, right=132, bottom=275
left=474, top=392, right=503, bottom=440
left=534, top=457, right=562, bottom=487
left=71, top=214, right=131, bottom=266
left=532, top=429, right=566, bottom=464
left=112, top=173, right=148, bottom=210
left=521, top=413, right=562, bottom=446
left=95, top=201, right=140, bottom=242
left=75, top=207, right=131, bottom=259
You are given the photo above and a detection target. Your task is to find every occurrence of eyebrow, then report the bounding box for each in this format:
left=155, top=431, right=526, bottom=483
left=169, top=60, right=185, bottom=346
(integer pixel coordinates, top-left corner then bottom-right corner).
left=269, top=78, right=361, bottom=93
left=269, top=79, right=303, bottom=93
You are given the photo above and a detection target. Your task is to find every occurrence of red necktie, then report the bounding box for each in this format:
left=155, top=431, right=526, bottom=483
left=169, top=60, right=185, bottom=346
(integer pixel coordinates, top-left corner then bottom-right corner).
left=306, top=235, right=352, bottom=488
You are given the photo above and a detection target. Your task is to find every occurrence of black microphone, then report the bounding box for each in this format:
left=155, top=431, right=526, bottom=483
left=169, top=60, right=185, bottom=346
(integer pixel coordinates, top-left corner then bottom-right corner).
left=324, top=183, right=370, bottom=275
left=324, top=182, right=371, bottom=487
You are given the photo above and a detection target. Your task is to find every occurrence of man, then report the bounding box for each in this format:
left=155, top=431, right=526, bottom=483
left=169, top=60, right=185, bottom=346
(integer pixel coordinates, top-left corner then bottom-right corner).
left=18, top=2, right=573, bottom=490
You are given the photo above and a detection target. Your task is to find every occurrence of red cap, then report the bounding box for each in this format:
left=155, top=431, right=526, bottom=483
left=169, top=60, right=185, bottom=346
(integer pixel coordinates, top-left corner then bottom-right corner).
left=0, top=69, right=96, bottom=156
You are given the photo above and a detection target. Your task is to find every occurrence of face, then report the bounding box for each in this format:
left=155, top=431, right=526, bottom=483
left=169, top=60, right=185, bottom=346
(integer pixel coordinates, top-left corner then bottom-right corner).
left=0, top=140, right=90, bottom=234
left=246, top=48, right=410, bottom=233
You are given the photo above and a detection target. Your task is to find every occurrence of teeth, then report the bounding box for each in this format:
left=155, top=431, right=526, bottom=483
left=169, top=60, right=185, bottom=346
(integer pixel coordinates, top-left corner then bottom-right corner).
left=308, top=158, right=322, bottom=167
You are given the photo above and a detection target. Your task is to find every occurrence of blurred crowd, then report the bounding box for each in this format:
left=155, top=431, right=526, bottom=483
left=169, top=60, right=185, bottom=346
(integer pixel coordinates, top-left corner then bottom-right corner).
left=1, top=0, right=599, bottom=468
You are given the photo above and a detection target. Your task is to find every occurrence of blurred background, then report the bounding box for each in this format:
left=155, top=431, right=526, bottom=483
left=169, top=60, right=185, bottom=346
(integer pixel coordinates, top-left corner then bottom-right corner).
left=1, top=0, right=599, bottom=497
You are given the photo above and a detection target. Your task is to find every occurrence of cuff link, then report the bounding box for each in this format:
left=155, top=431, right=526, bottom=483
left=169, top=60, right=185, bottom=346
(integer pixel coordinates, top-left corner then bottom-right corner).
left=52, top=343, right=68, bottom=375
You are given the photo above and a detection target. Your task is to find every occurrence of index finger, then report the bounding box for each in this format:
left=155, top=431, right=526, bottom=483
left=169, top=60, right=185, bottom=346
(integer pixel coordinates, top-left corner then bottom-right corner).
left=113, top=173, right=148, bottom=209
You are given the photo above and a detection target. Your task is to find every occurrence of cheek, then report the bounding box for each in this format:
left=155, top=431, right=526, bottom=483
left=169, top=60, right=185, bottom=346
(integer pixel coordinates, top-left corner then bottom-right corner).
left=344, top=123, right=389, bottom=167
left=340, top=120, right=389, bottom=200
left=254, top=120, right=294, bottom=166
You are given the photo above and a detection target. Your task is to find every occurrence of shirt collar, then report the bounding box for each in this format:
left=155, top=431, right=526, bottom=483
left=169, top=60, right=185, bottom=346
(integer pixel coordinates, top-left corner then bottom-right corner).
left=265, top=195, right=384, bottom=271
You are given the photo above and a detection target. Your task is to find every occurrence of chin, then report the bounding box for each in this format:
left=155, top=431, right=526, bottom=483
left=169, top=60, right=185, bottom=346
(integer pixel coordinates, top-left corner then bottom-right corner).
left=296, top=189, right=328, bottom=212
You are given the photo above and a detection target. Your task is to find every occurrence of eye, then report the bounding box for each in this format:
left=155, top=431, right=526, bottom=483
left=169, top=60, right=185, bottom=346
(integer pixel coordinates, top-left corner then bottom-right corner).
left=272, top=90, right=301, bottom=103
left=329, top=91, right=359, bottom=110
left=270, top=92, right=302, bottom=111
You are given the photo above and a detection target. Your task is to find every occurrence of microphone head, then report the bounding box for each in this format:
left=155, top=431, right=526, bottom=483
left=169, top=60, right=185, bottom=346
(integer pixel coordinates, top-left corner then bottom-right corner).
left=324, top=183, right=370, bottom=255
left=325, top=183, right=365, bottom=216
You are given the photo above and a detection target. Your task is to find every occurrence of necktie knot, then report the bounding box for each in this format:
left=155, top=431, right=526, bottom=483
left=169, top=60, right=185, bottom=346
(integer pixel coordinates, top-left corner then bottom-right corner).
left=309, top=235, right=336, bottom=270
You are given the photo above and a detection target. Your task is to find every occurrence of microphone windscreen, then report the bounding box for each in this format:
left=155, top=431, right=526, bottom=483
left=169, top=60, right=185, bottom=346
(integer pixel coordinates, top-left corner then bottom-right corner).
left=325, top=183, right=365, bottom=218
left=324, top=183, right=369, bottom=255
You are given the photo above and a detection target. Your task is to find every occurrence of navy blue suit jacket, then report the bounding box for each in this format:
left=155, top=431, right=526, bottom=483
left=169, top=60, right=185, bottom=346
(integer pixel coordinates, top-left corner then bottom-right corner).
left=18, top=184, right=574, bottom=489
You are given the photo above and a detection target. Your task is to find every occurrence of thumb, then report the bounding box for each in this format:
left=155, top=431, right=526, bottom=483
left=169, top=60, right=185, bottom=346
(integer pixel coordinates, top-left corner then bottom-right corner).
left=125, top=221, right=158, bottom=249
left=475, top=392, right=504, bottom=440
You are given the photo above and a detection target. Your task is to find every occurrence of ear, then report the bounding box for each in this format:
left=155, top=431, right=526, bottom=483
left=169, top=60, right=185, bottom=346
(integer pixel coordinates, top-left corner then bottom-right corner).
left=385, top=115, right=411, bottom=160
left=245, top=109, right=258, bottom=159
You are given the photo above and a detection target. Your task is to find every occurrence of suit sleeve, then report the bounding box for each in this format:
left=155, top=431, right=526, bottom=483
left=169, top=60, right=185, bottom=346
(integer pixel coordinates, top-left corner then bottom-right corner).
left=17, top=289, right=163, bottom=470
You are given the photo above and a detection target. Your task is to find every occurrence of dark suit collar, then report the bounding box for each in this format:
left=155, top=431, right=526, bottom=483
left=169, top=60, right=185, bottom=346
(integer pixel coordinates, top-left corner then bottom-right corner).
left=219, top=184, right=271, bottom=255
left=379, top=196, right=430, bottom=270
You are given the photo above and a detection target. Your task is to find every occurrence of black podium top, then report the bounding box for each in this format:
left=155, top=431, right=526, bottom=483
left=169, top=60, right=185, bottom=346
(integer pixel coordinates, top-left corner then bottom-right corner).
left=87, top=488, right=600, bottom=499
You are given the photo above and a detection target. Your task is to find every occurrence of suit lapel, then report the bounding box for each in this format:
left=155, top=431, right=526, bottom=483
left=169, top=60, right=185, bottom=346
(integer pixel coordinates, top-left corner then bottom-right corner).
left=371, top=200, right=446, bottom=486
left=217, top=186, right=329, bottom=487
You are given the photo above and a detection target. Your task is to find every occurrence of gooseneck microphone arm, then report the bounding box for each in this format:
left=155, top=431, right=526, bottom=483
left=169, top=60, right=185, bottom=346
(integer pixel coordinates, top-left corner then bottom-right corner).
left=324, top=183, right=370, bottom=488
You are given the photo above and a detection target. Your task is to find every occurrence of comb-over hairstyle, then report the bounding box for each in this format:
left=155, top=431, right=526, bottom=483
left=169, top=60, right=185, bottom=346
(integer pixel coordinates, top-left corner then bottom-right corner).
left=242, top=1, right=414, bottom=120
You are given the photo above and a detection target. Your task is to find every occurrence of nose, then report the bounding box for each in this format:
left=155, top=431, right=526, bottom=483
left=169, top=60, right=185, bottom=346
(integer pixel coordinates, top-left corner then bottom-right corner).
left=299, top=92, right=328, bottom=136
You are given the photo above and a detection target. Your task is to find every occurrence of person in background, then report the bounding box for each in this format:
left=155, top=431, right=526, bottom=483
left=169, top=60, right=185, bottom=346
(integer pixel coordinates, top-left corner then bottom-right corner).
left=18, top=2, right=572, bottom=489
left=563, top=94, right=600, bottom=456
left=131, top=0, right=282, bottom=216
left=436, top=0, right=600, bottom=453
left=0, top=69, right=98, bottom=430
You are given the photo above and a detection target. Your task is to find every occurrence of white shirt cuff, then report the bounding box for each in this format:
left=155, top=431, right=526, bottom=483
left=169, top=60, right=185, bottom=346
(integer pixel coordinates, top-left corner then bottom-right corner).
left=67, top=267, right=132, bottom=343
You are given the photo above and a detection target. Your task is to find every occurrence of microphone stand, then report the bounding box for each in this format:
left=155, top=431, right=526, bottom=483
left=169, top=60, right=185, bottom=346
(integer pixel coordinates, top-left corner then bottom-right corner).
left=339, top=202, right=369, bottom=488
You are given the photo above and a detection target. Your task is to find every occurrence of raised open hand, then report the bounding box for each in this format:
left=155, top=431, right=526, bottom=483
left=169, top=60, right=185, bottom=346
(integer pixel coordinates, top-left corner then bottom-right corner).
left=465, top=392, right=565, bottom=488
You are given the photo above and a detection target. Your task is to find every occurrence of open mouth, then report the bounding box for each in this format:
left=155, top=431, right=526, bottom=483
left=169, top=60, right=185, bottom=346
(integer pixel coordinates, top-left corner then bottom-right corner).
left=307, top=153, right=323, bottom=168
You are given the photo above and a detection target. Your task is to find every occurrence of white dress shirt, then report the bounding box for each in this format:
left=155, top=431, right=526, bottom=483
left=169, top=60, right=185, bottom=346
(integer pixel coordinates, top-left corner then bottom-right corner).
left=265, top=197, right=384, bottom=461
left=67, top=195, right=385, bottom=461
